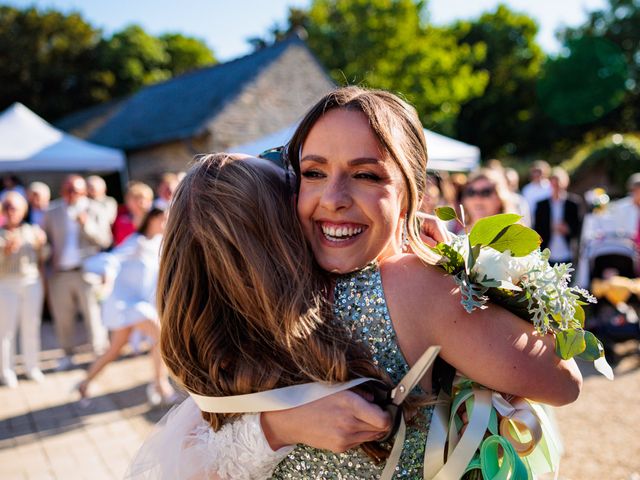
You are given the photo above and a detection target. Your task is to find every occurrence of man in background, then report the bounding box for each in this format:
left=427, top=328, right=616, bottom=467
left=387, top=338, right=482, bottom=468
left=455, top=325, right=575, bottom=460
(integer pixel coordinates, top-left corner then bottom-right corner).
left=44, top=175, right=112, bottom=370
left=86, top=175, right=118, bottom=225
left=534, top=167, right=583, bottom=264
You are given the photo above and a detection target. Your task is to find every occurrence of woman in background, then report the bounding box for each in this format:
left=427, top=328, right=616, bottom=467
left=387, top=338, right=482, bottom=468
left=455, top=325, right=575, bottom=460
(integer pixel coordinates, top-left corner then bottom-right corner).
left=0, top=192, right=47, bottom=387
left=78, top=207, right=175, bottom=405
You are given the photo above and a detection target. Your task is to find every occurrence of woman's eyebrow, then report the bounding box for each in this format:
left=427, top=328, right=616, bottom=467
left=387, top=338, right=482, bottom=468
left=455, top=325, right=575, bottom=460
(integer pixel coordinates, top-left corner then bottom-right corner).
left=349, top=157, right=381, bottom=167
left=300, top=154, right=327, bottom=164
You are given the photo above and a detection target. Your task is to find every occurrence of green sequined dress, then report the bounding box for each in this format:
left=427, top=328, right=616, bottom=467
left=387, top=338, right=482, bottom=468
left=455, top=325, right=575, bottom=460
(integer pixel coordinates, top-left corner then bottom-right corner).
left=271, top=264, right=433, bottom=479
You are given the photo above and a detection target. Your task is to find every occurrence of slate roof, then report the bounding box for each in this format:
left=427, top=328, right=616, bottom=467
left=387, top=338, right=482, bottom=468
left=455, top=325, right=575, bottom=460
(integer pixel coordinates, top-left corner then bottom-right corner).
left=57, top=36, right=311, bottom=151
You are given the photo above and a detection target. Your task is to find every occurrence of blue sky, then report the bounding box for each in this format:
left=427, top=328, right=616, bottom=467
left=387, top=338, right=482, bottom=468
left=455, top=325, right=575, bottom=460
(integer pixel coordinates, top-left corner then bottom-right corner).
left=7, top=0, right=607, bottom=61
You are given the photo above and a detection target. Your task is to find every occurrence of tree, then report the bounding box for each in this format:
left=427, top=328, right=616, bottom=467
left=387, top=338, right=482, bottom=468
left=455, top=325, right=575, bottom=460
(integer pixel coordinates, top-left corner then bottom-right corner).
left=95, top=25, right=171, bottom=98
left=302, top=0, right=489, bottom=132
left=161, top=33, right=216, bottom=76
left=0, top=6, right=218, bottom=120
left=451, top=5, right=546, bottom=158
left=558, top=0, right=640, bottom=132
left=0, top=6, right=106, bottom=119
left=252, top=1, right=488, bottom=132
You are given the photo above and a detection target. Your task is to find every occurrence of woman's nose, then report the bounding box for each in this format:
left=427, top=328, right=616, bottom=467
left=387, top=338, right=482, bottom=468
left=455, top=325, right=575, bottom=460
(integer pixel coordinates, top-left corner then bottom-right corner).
left=319, top=175, right=353, bottom=211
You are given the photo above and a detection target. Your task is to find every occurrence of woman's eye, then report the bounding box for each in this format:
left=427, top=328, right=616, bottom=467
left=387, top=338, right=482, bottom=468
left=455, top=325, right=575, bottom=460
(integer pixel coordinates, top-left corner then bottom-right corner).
left=355, top=172, right=381, bottom=181
left=301, top=169, right=324, bottom=179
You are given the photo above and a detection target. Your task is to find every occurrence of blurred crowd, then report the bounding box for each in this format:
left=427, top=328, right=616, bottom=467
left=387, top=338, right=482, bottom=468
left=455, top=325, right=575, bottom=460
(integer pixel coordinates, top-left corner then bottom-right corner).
left=0, top=171, right=181, bottom=405
left=1, top=159, right=639, bottom=393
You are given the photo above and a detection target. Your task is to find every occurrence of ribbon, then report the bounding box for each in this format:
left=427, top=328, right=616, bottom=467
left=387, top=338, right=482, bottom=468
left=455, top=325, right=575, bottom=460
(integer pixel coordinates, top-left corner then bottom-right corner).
left=423, top=376, right=561, bottom=480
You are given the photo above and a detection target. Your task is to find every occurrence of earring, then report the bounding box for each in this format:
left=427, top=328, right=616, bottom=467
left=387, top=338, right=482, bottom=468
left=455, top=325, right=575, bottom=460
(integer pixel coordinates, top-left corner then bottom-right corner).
left=402, top=215, right=410, bottom=252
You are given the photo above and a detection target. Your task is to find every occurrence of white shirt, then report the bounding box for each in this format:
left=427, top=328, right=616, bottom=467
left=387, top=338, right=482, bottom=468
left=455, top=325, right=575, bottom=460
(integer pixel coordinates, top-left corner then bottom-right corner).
left=522, top=180, right=552, bottom=217
left=58, top=197, right=88, bottom=270
left=548, top=197, right=572, bottom=262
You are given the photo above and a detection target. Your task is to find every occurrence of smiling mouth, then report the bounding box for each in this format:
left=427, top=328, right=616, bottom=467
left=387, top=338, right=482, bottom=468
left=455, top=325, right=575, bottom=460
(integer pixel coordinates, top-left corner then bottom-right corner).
left=318, top=222, right=366, bottom=243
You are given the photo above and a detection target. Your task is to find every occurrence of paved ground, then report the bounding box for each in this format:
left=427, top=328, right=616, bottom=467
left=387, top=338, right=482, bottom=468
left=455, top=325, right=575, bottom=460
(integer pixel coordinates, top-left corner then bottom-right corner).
left=1, top=323, right=639, bottom=479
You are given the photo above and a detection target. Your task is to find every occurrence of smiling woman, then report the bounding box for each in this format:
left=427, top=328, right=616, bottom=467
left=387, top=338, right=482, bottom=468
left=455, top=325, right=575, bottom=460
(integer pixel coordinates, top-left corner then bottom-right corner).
left=296, top=109, right=407, bottom=273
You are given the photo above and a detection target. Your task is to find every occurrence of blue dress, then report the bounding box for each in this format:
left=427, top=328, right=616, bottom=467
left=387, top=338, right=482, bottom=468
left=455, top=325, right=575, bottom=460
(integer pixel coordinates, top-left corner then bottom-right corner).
left=272, top=264, right=433, bottom=479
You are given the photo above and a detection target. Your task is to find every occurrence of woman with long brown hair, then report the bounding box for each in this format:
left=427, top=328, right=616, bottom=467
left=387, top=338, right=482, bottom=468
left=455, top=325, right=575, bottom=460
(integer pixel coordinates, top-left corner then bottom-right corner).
left=129, top=87, right=581, bottom=480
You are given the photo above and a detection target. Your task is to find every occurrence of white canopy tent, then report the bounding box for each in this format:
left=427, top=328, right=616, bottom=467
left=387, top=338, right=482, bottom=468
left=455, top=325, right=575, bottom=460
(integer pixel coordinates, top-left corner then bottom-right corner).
left=231, top=123, right=480, bottom=172
left=0, top=103, right=126, bottom=173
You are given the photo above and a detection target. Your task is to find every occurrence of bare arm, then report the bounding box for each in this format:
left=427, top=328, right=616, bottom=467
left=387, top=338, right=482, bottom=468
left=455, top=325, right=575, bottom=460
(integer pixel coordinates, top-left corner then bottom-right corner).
left=381, top=254, right=582, bottom=407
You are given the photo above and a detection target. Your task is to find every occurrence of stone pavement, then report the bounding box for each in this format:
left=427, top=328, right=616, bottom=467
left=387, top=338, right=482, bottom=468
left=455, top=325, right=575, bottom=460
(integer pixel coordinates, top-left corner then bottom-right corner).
left=0, top=322, right=182, bottom=480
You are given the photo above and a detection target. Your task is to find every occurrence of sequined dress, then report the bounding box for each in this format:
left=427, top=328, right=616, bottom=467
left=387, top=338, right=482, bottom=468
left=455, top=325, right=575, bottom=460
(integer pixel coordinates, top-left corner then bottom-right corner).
left=271, top=264, right=433, bottom=479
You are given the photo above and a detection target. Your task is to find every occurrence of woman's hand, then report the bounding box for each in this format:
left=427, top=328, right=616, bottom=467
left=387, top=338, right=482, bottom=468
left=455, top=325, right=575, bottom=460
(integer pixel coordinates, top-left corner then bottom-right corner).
left=416, top=212, right=452, bottom=247
left=260, top=390, right=391, bottom=452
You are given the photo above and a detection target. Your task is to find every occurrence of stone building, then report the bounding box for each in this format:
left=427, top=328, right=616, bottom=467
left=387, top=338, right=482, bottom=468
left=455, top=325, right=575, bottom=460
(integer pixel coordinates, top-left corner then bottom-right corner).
left=58, top=36, right=334, bottom=186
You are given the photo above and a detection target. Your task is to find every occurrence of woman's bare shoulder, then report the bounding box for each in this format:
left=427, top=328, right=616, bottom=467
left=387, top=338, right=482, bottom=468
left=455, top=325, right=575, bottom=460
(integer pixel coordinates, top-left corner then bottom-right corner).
left=380, top=254, right=460, bottom=331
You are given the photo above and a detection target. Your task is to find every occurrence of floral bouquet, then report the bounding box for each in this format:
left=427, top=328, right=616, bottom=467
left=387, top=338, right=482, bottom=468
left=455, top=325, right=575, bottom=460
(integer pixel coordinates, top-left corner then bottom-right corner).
left=422, top=208, right=612, bottom=480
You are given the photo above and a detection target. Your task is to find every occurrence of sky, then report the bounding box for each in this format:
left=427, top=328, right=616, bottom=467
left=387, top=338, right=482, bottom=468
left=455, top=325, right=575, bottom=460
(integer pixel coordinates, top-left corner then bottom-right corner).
left=7, top=0, right=609, bottom=61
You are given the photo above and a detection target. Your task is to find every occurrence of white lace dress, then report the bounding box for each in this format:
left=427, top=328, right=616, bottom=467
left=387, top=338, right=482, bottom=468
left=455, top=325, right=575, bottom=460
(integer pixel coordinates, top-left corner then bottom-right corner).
left=125, top=397, right=292, bottom=479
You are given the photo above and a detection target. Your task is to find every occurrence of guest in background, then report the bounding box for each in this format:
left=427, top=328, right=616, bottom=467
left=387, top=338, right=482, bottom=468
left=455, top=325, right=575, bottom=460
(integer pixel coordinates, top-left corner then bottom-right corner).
left=419, top=176, right=443, bottom=214
left=504, top=167, right=532, bottom=227
left=521, top=160, right=552, bottom=217
left=87, top=176, right=118, bottom=226
left=112, top=181, right=153, bottom=246
left=26, top=182, right=51, bottom=228
left=44, top=175, right=112, bottom=371
left=534, top=167, right=583, bottom=264
left=459, top=168, right=516, bottom=231
left=153, top=173, right=179, bottom=210
left=1, top=174, right=27, bottom=200
left=0, top=192, right=47, bottom=387
left=78, top=208, right=176, bottom=406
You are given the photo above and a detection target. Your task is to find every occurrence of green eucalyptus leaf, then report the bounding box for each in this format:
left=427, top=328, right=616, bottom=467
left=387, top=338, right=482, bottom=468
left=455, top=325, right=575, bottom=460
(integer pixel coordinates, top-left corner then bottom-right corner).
left=435, top=206, right=457, bottom=222
left=467, top=243, right=481, bottom=271
left=576, top=331, right=604, bottom=361
left=573, top=305, right=586, bottom=328
left=432, top=243, right=465, bottom=274
left=555, top=330, right=586, bottom=360
left=469, top=213, right=522, bottom=246
left=487, top=224, right=541, bottom=256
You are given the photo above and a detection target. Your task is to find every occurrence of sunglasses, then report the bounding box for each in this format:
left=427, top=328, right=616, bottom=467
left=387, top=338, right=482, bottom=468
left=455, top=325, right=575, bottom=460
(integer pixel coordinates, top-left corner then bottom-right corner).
left=2, top=203, right=18, bottom=211
left=259, top=146, right=294, bottom=193
left=259, top=146, right=286, bottom=167
left=463, top=186, right=496, bottom=198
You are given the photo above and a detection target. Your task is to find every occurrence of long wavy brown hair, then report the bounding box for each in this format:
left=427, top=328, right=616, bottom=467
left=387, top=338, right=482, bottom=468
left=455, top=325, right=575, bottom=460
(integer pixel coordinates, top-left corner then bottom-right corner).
left=158, top=153, right=395, bottom=459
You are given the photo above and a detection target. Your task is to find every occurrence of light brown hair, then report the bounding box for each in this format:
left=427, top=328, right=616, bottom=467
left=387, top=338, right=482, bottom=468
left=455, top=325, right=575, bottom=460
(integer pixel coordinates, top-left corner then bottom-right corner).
left=158, top=153, right=397, bottom=459
left=286, top=86, right=440, bottom=265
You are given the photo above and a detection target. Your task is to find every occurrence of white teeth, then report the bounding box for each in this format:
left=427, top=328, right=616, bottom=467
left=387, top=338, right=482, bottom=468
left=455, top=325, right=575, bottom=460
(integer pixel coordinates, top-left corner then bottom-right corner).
left=320, top=224, right=364, bottom=240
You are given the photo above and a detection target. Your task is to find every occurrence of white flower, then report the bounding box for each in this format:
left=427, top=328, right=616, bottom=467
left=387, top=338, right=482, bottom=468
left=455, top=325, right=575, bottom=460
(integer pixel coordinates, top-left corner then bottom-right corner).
left=471, top=247, right=541, bottom=290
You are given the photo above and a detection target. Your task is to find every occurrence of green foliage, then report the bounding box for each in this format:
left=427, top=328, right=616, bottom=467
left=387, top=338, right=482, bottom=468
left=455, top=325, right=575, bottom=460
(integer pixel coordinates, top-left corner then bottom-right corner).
left=563, top=134, right=640, bottom=194
left=468, top=213, right=521, bottom=247
left=96, top=25, right=171, bottom=98
left=0, top=6, right=104, bottom=119
left=0, top=6, right=217, bottom=120
left=431, top=243, right=465, bottom=274
left=451, top=5, right=546, bottom=157
left=559, top=0, right=640, bottom=133
left=434, top=206, right=457, bottom=221
left=555, top=330, right=586, bottom=360
left=161, top=33, right=216, bottom=76
left=537, top=37, right=628, bottom=126
left=303, top=0, right=489, bottom=131
left=577, top=331, right=604, bottom=361
left=486, top=224, right=541, bottom=256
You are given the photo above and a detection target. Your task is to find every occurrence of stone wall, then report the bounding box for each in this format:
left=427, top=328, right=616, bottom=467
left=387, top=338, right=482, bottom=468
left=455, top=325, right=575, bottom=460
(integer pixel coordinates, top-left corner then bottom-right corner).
left=127, top=44, right=334, bottom=183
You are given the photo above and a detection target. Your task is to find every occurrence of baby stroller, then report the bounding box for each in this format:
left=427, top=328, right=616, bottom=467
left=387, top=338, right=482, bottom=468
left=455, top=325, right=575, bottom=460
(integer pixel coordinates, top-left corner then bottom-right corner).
left=582, top=231, right=640, bottom=362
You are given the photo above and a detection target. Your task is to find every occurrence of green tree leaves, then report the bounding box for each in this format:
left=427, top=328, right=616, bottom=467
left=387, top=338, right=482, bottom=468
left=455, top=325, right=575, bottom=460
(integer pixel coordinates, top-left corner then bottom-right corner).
left=0, top=6, right=217, bottom=120
left=303, top=0, right=489, bottom=131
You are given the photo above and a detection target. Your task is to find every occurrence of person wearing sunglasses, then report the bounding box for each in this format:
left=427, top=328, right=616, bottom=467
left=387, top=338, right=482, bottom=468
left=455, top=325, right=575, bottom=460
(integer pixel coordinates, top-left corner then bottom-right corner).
left=0, top=192, right=48, bottom=387
left=460, top=168, right=517, bottom=230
